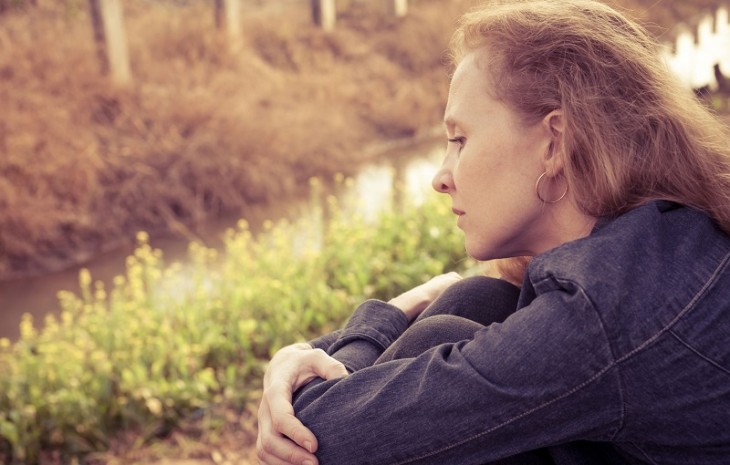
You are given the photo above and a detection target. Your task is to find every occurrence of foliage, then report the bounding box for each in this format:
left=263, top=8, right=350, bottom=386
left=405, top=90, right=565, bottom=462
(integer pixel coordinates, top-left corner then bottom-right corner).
left=0, top=187, right=473, bottom=463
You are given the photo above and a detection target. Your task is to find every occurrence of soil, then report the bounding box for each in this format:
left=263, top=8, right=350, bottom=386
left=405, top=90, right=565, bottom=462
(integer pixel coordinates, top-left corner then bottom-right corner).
left=93, top=403, right=261, bottom=465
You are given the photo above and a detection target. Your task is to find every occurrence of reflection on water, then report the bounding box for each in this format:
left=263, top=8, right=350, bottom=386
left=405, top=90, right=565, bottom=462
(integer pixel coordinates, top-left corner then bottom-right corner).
left=0, top=143, right=444, bottom=340
left=344, top=146, right=442, bottom=222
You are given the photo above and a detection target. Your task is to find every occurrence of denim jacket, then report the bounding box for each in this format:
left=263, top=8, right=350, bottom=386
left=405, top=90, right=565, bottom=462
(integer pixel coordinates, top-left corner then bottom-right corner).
left=293, top=201, right=730, bottom=465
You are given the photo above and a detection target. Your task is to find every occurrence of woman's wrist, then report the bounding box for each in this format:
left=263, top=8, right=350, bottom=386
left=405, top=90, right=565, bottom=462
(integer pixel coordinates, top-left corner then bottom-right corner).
left=387, top=273, right=463, bottom=321
left=388, top=288, right=430, bottom=321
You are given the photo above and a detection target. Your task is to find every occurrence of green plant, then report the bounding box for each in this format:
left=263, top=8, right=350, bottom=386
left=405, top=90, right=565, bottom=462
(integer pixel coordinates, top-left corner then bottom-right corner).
left=0, top=185, right=473, bottom=463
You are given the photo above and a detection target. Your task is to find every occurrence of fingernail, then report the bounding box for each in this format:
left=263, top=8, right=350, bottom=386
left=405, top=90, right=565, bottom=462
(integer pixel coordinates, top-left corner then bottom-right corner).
left=303, top=461, right=314, bottom=465
left=304, top=441, right=314, bottom=453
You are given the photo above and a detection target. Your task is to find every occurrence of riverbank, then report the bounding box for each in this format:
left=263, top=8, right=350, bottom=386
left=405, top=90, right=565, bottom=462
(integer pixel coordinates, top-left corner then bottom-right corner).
left=0, top=0, right=473, bottom=280
left=0, top=189, right=473, bottom=463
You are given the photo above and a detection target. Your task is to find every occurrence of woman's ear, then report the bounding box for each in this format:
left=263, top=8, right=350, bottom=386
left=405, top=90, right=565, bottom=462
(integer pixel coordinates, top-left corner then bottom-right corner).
left=541, top=110, right=565, bottom=175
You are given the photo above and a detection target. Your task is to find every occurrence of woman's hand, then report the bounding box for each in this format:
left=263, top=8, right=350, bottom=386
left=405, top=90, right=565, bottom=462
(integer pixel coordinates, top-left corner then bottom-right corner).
left=388, top=272, right=463, bottom=321
left=257, top=343, right=348, bottom=465
left=257, top=273, right=461, bottom=462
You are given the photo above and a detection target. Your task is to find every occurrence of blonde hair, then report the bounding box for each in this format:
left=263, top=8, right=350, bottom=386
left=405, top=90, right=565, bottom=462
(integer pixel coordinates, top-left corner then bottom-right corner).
left=451, top=0, right=730, bottom=283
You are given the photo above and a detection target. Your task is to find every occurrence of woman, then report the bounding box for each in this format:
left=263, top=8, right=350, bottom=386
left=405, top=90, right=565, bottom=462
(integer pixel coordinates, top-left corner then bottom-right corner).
left=257, top=1, right=730, bottom=464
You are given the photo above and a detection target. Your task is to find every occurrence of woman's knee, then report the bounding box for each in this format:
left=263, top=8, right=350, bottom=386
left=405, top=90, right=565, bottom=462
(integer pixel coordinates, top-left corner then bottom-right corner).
left=407, top=314, right=483, bottom=343
left=417, top=275, right=521, bottom=325
left=377, top=315, right=484, bottom=362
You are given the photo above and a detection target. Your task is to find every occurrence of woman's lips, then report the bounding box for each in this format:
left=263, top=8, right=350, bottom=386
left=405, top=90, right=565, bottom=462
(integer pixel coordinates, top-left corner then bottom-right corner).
left=452, top=208, right=465, bottom=227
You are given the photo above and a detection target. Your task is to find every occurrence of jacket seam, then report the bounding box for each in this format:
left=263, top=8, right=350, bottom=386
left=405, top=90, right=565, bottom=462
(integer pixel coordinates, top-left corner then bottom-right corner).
left=668, top=329, right=730, bottom=376
left=330, top=332, right=392, bottom=353
left=554, top=277, right=627, bottom=441
left=613, top=250, right=730, bottom=367
left=630, top=442, right=660, bottom=465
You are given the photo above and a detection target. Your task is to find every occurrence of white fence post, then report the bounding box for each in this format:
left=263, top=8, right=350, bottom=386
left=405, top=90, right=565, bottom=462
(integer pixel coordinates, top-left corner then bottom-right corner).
left=662, top=6, right=730, bottom=91
left=88, top=0, right=131, bottom=86
left=387, top=0, right=408, bottom=18
left=312, top=0, right=336, bottom=31
left=716, top=6, right=730, bottom=78
left=214, top=0, right=242, bottom=50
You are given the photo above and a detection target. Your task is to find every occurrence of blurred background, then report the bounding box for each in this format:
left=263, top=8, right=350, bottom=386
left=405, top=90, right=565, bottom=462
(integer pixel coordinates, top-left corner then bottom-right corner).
left=0, top=0, right=472, bottom=340
left=0, top=0, right=728, bottom=463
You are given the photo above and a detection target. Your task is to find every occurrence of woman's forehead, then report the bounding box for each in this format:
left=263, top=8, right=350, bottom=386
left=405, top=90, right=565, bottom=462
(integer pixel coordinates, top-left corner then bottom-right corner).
left=448, top=51, right=497, bottom=102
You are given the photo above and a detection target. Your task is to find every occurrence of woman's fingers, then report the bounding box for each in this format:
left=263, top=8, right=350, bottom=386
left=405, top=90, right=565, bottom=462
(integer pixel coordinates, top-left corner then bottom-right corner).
left=305, top=348, right=349, bottom=383
left=267, top=380, right=319, bottom=452
left=258, top=390, right=319, bottom=465
left=258, top=344, right=348, bottom=464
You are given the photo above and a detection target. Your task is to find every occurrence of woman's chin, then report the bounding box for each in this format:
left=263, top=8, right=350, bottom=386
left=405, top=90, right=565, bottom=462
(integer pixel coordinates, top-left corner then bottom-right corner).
left=464, top=243, right=497, bottom=262
left=465, top=240, right=523, bottom=262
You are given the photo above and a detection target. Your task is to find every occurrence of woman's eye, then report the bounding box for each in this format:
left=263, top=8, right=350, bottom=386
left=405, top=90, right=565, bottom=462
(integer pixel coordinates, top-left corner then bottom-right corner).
left=448, top=137, right=466, bottom=152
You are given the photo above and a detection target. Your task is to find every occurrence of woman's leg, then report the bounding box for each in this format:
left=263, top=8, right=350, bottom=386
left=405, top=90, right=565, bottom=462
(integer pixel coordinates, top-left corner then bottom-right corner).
left=415, top=275, right=521, bottom=325
left=376, top=313, right=486, bottom=362
left=374, top=276, right=554, bottom=464
left=377, top=276, right=520, bottom=363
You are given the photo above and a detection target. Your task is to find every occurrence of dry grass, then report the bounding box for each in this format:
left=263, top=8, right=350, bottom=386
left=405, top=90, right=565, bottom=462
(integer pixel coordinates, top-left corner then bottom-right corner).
left=0, top=0, right=474, bottom=279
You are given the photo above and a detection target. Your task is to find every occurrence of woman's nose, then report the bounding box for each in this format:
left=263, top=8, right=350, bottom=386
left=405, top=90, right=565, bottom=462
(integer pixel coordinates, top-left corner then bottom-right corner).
left=432, top=161, right=454, bottom=193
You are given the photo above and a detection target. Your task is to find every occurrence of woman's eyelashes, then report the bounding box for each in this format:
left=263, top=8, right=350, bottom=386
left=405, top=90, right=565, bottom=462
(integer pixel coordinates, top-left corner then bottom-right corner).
left=448, top=136, right=466, bottom=153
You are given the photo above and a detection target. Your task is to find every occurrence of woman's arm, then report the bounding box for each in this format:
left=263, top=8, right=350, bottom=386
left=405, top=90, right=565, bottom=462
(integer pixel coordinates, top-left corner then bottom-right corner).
left=310, top=273, right=463, bottom=352
left=257, top=343, right=348, bottom=465
left=290, top=289, right=622, bottom=465
left=257, top=273, right=463, bottom=465
left=308, top=330, right=341, bottom=352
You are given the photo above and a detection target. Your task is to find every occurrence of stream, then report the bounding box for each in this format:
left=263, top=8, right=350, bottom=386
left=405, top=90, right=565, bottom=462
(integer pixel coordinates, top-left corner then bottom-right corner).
left=0, top=141, right=445, bottom=340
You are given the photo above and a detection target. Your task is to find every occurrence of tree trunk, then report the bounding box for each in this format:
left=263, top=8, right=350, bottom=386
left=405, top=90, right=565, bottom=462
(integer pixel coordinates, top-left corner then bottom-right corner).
left=214, top=0, right=242, bottom=50
left=387, top=0, right=407, bottom=18
left=312, top=0, right=336, bottom=31
left=88, top=0, right=131, bottom=86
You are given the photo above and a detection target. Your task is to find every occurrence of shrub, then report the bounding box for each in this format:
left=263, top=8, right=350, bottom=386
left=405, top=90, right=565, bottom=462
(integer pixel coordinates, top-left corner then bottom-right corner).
left=0, top=185, right=473, bottom=463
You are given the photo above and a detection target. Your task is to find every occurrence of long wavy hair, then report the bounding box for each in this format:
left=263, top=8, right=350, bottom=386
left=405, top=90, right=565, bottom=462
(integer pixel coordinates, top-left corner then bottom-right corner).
left=450, top=0, right=730, bottom=282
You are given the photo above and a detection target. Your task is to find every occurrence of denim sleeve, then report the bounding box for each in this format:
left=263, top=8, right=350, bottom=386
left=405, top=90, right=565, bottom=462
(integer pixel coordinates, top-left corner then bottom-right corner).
left=293, top=287, right=624, bottom=465
left=308, top=330, right=341, bottom=351
left=309, top=300, right=407, bottom=353
left=310, top=300, right=409, bottom=373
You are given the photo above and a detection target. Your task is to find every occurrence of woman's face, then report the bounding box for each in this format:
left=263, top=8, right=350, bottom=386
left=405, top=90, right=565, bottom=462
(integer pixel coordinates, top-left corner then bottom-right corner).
left=432, top=50, right=560, bottom=260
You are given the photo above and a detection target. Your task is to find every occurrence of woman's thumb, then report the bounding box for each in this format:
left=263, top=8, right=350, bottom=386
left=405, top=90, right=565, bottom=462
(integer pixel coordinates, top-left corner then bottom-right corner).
left=312, top=350, right=348, bottom=380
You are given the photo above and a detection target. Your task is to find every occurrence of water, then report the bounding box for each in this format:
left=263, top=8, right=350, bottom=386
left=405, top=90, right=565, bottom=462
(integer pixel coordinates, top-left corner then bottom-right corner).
left=0, top=142, right=444, bottom=340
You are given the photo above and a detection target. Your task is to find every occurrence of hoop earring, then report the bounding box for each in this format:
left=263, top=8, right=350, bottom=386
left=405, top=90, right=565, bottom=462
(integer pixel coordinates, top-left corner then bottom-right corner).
left=535, top=172, right=568, bottom=204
